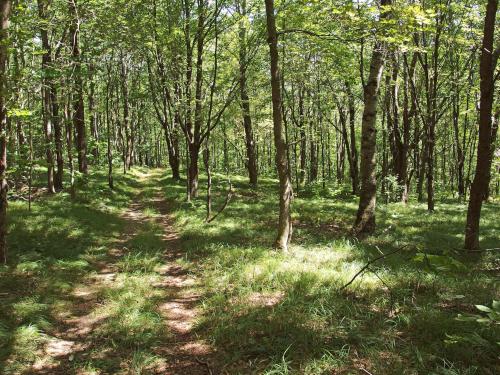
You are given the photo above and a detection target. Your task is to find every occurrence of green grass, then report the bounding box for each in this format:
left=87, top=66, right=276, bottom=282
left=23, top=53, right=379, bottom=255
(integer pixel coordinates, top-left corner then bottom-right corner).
left=1, top=167, right=498, bottom=374
left=162, top=173, right=500, bottom=374
left=0, top=167, right=169, bottom=374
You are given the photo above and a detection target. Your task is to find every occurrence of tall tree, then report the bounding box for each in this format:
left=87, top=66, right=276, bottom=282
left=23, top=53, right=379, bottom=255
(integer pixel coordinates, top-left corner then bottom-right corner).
left=68, top=0, right=87, bottom=174
left=346, top=81, right=359, bottom=195
left=464, top=0, right=498, bottom=251
left=265, top=0, right=292, bottom=251
left=237, top=0, right=258, bottom=185
left=353, top=0, right=391, bottom=235
left=37, top=0, right=56, bottom=193
left=0, top=0, right=10, bottom=264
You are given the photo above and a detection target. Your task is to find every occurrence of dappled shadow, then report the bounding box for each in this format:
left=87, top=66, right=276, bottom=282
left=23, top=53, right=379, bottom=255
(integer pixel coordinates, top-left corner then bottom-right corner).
left=160, top=172, right=500, bottom=373
left=0, top=170, right=153, bottom=374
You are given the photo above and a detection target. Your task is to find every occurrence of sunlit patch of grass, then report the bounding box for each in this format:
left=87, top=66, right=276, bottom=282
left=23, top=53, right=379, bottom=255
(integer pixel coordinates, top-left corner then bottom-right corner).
left=2, top=324, right=48, bottom=373
left=54, top=258, right=90, bottom=272
left=162, top=171, right=499, bottom=374
left=12, top=297, right=51, bottom=329
left=116, top=252, right=162, bottom=274
left=1, top=168, right=139, bottom=372
left=130, top=349, right=165, bottom=375
left=142, top=206, right=159, bottom=218
left=3, top=168, right=498, bottom=374
left=93, top=274, right=167, bottom=347
left=301, top=346, right=351, bottom=374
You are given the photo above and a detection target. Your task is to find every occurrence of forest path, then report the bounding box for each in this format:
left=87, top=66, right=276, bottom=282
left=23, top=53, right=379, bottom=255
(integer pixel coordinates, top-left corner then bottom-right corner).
left=145, top=170, right=214, bottom=374
left=35, top=170, right=213, bottom=374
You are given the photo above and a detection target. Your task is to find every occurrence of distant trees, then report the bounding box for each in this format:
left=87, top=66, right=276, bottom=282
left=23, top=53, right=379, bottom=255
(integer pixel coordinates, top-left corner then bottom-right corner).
left=0, top=0, right=497, bottom=257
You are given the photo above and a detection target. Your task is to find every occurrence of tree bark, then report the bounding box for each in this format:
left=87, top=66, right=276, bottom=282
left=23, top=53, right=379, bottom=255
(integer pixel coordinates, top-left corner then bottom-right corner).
left=186, top=0, right=206, bottom=199
left=309, top=121, right=318, bottom=182
left=298, top=87, right=307, bottom=186
left=353, top=0, right=391, bottom=234
left=0, top=0, right=10, bottom=264
left=464, top=0, right=498, bottom=251
left=88, top=63, right=99, bottom=162
left=68, top=0, right=87, bottom=174
left=238, top=0, right=258, bottom=186
left=120, top=55, right=132, bottom=171
left=265, top=0, right=292, bottom=251
left=183, top=0, right=194, bottom=201
left=51, top=84, right=64, bottom=190
left=346, top=82, right=359, bottom=195
left=105, top=64, right=113, bottom=189
left=38, top=0, right=56, bottom=194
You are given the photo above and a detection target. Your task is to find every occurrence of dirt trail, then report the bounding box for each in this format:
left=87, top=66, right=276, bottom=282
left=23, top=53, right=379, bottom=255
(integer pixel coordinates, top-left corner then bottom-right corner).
left=33, top=172, right=214, bottom=374
left=151, top=192, right=214, bottom=375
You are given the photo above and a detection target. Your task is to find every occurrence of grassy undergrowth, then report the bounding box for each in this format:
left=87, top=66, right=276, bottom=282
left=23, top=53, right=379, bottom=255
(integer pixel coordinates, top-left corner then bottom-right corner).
left=1, top=167, right=498, bottom=374
left=0, top=168, right=170, bottom=374
left=162, top=172, right=500, bottom=374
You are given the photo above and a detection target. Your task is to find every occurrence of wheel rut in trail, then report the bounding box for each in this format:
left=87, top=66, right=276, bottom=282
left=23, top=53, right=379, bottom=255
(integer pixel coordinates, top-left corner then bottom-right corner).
left=32, top=172, right=214, bottom=374
left=149, top=184, right=214, bottom=375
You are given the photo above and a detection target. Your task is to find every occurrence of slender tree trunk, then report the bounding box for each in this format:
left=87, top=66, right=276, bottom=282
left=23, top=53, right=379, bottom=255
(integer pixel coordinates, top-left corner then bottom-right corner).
left=168, top=123, right=181, bottom=180
left=238, top=0, right=258, bottom=185
left=337, top=103, right=353, bottom=187
left=265, top=0, right=292, bottom=251
left=0, top=0, right=10, bottom=264
left=417, top=132, right=427, bottom=202
left=88, top=63, right=98, bottom=162
left=298, top=88, right=307, bottom=186
left=183, top=0, right=193, bottom=201
left=381, top=107, right=388, bottom=202
left=400, top=53, right=414, bottom=203
left=106, top=65, right=113, bottom=189
left=188, top=0, right=206, bottom=199
left=203, top=143, right=211, bottom=220
left=120, top=56, right=132, bottom=171
left=389, top=54, right=409, bottom=202
left=65, top=94, right=76, bottom=198
left=484, top=110, right=499, bottom=200
left=51, top=86, right=63, bottom=190
left=310, top=119, right=318, bottom=182
left=42, top=88, right=56, bottom=193
left=425, top=12, right=443, bottom=212
left=188, top=142, right=200, bottom=197
left=38, top=0, right=56, bottom=193
left=452, top=88, right=465, bottom=198
left=353, top=8, right=389, bottom=234
left=12, top=49, right=25, bottom=159
left=69, top=0, right=87, bottom=174
left=464, top=0, right=498, bottom=251
left=346, top=82, right=359, bottom=195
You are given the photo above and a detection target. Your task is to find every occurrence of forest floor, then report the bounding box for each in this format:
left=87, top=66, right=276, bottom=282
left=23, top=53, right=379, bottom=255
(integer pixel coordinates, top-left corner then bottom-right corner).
left=1, top=168, right=499, bottom=374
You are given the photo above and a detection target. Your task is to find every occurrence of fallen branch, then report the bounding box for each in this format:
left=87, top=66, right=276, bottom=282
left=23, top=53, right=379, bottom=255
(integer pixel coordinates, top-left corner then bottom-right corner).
left=206, top=182, right=233, bottom=223
left=453, top=247, right=500, bottom=253
left=8, top=194, right=28, bottom=202
left=195, top=356, right=213, bottom=375
left=339, top=245, right=409, bottom=291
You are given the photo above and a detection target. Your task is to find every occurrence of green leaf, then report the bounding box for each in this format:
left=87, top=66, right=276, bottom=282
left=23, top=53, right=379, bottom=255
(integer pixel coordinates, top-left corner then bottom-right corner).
left=475, top=305, right=492, bottom=313
left=476, top=318, right=491, bottom=324
left=456, top=314, right=478, bottom=322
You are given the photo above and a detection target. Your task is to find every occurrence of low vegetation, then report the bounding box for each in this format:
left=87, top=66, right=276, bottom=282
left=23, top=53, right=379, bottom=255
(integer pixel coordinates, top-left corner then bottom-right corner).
left=3, top=168, right=497, bottom=374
